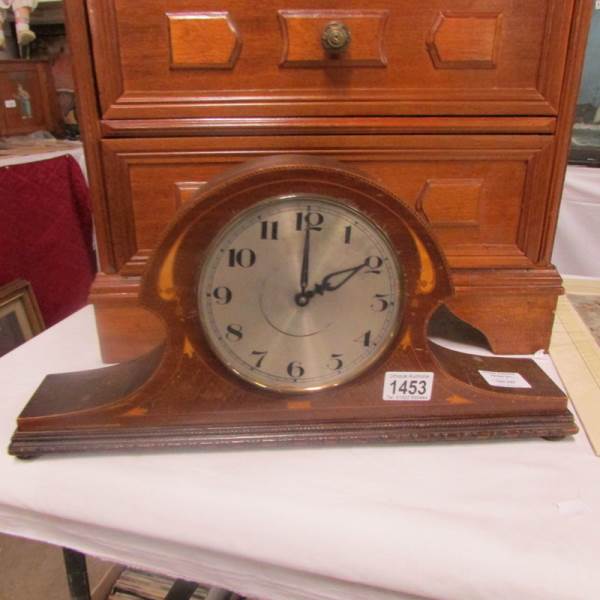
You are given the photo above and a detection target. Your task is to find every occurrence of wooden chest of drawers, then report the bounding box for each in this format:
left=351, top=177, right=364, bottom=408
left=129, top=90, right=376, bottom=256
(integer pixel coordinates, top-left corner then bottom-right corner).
left=64, top=0, right=592, bottom=363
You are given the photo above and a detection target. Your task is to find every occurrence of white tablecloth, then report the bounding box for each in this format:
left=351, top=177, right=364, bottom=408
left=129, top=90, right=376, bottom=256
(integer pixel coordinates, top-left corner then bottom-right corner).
left=553, top=165, right=600, bottom=278
left=0, top=141, right=87, bottom=180
left=1, top=307, right=600, bottom=600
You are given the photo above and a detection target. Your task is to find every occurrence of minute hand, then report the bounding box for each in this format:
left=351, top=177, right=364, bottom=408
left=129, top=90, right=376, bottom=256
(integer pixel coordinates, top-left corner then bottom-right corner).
left=300, top=226, right=310, bottom=293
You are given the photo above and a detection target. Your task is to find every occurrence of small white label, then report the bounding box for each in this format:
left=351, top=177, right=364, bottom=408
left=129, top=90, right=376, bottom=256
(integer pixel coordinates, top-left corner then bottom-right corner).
left=4, top=99, right=17, bottom=108
left=383, top=372, right=434, bottom=401
left=478, top=370, right=531, bottom=389
left=596, top=0, right=600, bottom=10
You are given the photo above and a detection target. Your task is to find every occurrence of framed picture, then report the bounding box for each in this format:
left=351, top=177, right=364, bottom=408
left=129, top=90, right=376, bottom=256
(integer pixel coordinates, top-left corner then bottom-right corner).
left=0, top=279, right=45, bottom=358
left=570, top=7, right=600, bottom=166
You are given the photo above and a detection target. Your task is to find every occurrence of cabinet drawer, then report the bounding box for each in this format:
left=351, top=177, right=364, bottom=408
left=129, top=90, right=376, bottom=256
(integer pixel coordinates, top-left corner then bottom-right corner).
left=101, top=134, right=555, bottom=275
left=88, top=0, right=573, bottom=120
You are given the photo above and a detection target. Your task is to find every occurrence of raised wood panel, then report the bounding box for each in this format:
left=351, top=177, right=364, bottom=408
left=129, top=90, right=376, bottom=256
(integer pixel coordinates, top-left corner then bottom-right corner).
left=427, top=12, right=502, bottom=69
left=278, top=10, right=388, bottom=68
left=100, top=134, right=554, bottom=276
left=86, top=0, right=575, bottom=119
left=167, top=12, right=242, bottom=69
left=416, top=179, right=482, bottom=243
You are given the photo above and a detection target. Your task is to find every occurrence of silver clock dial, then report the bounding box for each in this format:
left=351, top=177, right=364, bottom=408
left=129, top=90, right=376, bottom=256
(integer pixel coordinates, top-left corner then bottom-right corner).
left=197, top=195, right=402, bottom=392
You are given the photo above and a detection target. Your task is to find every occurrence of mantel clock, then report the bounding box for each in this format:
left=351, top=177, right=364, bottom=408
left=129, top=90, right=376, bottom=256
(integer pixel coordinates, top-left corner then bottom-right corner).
left=9, top=156, right=576, bottom=457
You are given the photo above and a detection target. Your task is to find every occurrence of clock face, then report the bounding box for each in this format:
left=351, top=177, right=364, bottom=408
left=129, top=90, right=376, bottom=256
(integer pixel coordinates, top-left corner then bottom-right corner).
left=197, top=194, right=403, bottom=392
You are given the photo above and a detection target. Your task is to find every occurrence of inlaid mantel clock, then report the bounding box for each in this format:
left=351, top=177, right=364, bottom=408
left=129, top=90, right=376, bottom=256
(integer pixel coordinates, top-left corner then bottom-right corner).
left=9, top=156, right=576, bottom=457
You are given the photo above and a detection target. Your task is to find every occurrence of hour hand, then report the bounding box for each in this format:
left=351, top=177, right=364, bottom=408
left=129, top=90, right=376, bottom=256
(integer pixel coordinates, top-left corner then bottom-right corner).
left=295, top=259, right=368, bottom=306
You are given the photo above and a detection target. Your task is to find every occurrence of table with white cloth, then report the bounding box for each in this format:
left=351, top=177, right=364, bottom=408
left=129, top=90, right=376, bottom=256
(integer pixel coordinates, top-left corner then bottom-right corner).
left=0, top=139, right=87, bottom=177
left=1, top=307, right=600, bottom=600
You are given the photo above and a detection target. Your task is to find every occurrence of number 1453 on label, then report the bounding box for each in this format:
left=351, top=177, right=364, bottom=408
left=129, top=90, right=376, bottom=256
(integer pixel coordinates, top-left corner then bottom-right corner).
left=383, top=372, right=434, bottom=401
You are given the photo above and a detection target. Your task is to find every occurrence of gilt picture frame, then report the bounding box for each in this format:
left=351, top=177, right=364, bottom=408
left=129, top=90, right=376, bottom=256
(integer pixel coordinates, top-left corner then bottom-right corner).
left=0, top=279, right=45, bottom=357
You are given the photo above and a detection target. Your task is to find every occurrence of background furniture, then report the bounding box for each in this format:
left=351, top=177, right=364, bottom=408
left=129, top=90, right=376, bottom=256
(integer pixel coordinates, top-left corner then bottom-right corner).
left=65, top=0, right=593, bottom=363
left=0, top=60, right=61, bottom=136
left=0, top=150, right=96, bottom=327
left=0, top=137, right=86, bottom=171
left=569, top=7, right=600, bottom=166
left=0, top=279, right=44, bottom=358
left=2, top=305, right=600, bottom=600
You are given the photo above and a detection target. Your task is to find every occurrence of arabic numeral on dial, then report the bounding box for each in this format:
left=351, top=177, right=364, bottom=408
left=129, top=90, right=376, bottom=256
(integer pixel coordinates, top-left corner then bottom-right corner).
left=365, top=256, right=384, bottom=274
left=296, top=211, right=324, bottom=231
left=225, top=324, right=243, bottom=342
left=355, top=330, right=372, bottom=347
left=251, top=350, right=268, bottom=368
left=212, top=286, right=232, bottom=305
left=371, top=293, right=389, bottom=312
left=327, top=353, right=344, bottom=371
left=344, top=226, right=352, bottom=244
left=228, top=248, right=256, bottom=268
left=260, top=220, right=279, bottom=240
left=287, top=361, right=305, bottom=378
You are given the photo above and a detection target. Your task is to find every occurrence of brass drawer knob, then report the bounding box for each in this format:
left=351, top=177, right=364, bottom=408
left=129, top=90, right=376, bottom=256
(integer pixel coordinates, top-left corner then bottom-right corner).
left=321, top=22, right=351, bottom=54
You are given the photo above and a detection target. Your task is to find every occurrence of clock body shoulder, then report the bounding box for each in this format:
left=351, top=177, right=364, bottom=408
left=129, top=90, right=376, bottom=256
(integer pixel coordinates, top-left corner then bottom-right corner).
left=64, top=0, right=593, bottom=362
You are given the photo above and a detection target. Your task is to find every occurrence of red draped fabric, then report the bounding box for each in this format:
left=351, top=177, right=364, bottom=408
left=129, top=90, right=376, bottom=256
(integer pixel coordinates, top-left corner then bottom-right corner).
left=0, top=154, right=96, bottom=327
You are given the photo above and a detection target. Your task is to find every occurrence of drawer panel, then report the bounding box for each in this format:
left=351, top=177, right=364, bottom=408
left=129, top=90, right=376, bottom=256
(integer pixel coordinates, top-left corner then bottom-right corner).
left=88, top=0, right=574, bottom=119
left=101, top=135, right=555, bottom=276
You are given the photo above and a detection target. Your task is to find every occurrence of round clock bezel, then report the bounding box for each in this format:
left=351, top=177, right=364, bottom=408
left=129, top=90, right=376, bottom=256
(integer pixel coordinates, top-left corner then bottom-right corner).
left=195, top=193, right=406, bottom=394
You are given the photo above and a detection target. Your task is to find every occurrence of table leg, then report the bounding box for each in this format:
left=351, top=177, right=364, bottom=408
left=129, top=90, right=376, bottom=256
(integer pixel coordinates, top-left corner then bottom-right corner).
left=164, top=578, right=199, bottom=600
left=62, top=547, right=91, bottom=600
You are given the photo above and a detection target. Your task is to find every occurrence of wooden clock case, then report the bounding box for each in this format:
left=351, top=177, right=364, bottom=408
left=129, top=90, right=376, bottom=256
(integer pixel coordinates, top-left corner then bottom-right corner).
left=9, top=156, right=576, bottom=457
left=63, top=0, right=593, bottom=364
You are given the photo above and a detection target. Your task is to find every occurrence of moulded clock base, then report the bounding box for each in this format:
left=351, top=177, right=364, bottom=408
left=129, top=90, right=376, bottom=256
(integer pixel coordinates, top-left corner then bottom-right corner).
left=9, top=412, right=577, bottom=458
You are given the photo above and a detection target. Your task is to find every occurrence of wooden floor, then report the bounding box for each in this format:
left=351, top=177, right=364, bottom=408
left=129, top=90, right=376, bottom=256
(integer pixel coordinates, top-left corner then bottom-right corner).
left=0, top=533, right=118, bottom=600
left=551, top=278, right=600, bottom=456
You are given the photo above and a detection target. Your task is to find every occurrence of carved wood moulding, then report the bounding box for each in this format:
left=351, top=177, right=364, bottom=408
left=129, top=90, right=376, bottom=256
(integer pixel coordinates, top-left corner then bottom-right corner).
left=427, top=12, right=504, bottom=70
left=167, top=12, right=242, bottom=70
left=416, top=179, right=483, bottom=233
